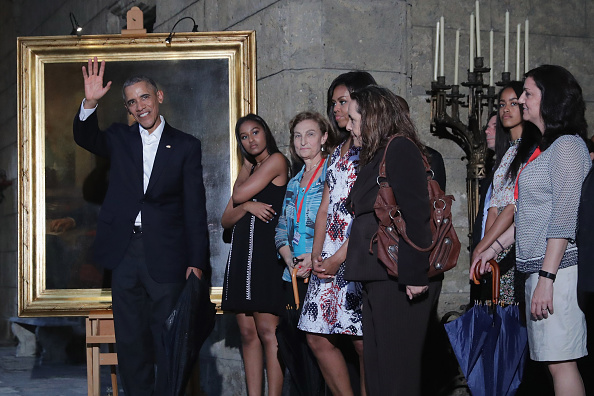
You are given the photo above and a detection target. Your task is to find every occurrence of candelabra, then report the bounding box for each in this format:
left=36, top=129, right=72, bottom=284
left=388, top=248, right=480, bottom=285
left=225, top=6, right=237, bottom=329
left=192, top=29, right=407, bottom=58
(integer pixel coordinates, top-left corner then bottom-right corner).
left=427, top=57, right=511, bottom=252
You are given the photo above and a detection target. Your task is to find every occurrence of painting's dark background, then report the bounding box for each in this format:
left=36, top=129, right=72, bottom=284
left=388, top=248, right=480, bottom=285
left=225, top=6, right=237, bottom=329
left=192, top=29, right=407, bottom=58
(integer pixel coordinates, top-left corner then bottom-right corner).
left=44, top=59, right=230, bottom=289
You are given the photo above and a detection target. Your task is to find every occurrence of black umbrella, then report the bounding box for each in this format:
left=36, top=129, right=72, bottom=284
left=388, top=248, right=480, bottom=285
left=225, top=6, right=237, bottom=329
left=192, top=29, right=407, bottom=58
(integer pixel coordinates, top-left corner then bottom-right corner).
left=445, top=260, right=528, bottom=396
left=276, top=267, right=325, bottom=396
left=163, top=272, right=216, bottom=396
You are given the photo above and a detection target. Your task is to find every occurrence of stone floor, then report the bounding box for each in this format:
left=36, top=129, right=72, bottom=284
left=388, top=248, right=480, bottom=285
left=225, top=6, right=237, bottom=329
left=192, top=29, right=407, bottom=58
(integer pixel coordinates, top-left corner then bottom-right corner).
left=0, top=339, right=592, bottom=396
left=0, top=345, right=117, bottom=396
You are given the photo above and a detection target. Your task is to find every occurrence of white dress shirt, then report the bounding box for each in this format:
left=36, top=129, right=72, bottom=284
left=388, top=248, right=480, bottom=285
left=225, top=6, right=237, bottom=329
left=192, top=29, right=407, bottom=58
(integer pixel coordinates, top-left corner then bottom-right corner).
left=79, top=101, right=165, bottom=226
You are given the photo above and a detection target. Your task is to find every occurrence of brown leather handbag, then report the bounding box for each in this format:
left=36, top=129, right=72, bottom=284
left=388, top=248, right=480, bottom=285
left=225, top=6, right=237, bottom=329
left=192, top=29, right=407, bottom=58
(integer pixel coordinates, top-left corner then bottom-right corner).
left=371, top=136, right=461, bottom=278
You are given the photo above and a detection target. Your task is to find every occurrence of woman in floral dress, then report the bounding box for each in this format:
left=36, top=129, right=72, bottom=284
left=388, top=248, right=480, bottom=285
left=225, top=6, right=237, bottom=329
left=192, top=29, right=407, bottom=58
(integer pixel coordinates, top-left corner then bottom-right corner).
left=297, top=71, right=376, bottom=396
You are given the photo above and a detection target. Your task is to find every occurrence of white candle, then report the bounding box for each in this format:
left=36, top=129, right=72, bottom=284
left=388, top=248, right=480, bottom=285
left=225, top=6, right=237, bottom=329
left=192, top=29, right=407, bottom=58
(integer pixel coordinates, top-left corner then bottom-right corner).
left=475, top=1, right=481, bottom=57
left=434, top=21, right=440, bottom=80
left=524, top=19, right=529, bottom=73
left=504, top=11, right=509, bottom=73
left=440, top=16, right=445, bottom=77
left=470, top=14, right=475, bottom=72
left=454, top=29, right=460, bottom=85
left=489, top=29, right=494, bottom=86
left=516, top=23, right=521, bottom=80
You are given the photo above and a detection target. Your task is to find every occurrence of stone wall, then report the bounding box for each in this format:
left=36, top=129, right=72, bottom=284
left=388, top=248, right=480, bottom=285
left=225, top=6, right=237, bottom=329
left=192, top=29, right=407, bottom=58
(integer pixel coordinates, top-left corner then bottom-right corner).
left=0, top=0, right=20, bottom=343
left=408, top=0, right=594, bottom=313
left=0, top=0, right=593, bottom=393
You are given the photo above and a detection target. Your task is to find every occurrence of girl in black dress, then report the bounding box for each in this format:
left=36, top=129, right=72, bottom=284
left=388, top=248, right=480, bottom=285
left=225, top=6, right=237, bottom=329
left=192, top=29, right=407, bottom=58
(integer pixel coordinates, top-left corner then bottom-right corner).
left=221, top=114, right=288, bottom=396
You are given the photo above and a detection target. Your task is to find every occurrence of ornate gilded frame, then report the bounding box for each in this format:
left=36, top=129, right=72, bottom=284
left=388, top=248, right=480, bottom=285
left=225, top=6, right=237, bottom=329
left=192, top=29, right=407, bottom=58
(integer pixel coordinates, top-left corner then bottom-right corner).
left=18, top=32, right=256, bottom=316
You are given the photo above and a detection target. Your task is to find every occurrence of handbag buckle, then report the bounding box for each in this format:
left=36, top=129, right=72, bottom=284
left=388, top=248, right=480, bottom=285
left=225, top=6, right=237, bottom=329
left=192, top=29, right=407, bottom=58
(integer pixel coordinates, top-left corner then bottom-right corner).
left=389, top=209, right=401, bottom=220
left=433, top=198, right=446, bottom=210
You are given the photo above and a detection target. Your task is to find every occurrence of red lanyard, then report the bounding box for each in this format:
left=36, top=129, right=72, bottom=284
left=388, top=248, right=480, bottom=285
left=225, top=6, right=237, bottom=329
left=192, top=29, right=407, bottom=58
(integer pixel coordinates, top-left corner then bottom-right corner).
left=295, top=158, right=325, bottom=222
left=514, top=147, right=541, bottom=201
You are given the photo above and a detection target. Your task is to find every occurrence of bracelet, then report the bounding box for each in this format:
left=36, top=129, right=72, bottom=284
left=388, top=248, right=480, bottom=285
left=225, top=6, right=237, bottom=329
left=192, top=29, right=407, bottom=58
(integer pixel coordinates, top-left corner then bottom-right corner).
left=489, top=245, right=499, bottom=254
left=494, top=238, right=505, bottom=251
left=538, top=270, right=556, bottom=282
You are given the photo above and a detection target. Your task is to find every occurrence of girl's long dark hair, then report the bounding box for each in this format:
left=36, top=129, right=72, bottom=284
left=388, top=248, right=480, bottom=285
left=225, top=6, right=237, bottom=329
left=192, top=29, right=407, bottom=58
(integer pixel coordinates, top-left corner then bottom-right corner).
left=484, top=111, right=497, bottom=173
left=506, top=125, right=541, bottom=182
left=525, top=64, right=588, bottom=151
left=494, top=82, right=541, bottom=182
left=493, top=82, right=522, bottom=174
left=234, top=114, right=281, bottom=165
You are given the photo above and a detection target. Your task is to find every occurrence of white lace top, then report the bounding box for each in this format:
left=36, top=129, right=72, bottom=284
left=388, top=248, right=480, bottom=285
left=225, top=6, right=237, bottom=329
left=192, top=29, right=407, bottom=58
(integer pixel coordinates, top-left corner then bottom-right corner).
left=490, top=139, right=520, bottom=209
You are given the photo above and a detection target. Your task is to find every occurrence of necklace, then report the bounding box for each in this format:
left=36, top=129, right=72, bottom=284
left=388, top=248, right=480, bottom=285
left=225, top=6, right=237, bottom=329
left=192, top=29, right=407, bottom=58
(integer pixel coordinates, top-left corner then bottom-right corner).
left=304, top=157, right=322, bottom=174
left=256, top=152, right=271, bottom=166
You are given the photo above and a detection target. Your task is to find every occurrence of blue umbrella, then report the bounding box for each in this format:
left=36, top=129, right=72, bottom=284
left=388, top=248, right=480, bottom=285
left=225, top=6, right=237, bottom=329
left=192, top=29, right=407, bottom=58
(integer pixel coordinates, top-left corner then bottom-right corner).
left=445, top=260, right=528, bottom=396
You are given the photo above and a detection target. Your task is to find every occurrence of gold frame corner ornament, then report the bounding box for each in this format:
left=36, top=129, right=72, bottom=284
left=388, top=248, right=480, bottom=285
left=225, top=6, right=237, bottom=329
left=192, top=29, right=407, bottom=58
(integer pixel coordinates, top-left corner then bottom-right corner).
left=18, top=32, right=255, bottom=316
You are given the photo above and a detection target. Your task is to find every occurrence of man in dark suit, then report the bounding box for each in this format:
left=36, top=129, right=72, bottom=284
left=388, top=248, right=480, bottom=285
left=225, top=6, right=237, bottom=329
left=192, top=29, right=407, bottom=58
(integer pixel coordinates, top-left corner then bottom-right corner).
left=73, top=57, right=208, bottom=395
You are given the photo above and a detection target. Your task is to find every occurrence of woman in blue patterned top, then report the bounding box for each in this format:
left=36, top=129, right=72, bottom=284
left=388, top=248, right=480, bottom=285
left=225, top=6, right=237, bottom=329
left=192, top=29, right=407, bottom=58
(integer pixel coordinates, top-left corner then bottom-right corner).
left=274, top=111, right=334, bottom=394
left=275, top=111, right=334, bottom=288
left=475, top=65, right=590, bottom=395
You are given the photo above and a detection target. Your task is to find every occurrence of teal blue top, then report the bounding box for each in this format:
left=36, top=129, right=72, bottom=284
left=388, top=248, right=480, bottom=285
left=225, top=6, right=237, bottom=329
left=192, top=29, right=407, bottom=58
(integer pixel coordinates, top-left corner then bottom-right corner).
left=275, top=160, right=328, bottom=282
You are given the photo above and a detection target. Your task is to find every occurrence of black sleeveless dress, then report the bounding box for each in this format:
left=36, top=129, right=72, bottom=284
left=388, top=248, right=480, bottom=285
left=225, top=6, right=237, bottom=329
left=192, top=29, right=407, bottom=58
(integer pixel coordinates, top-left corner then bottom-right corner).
left=221, top=181, right=286, bottom=314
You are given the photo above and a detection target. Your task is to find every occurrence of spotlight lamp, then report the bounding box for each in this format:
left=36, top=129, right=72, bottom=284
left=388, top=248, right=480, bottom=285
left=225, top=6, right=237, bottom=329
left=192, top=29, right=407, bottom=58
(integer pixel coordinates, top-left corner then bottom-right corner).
left=69, top=12, right=83, bottom=36
left=165, top=17, right=198, bottom=44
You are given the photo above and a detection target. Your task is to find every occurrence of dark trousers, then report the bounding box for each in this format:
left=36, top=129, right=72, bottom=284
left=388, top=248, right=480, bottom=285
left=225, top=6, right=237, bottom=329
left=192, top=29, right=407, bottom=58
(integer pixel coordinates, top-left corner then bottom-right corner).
left=362, top=278, right=441, bottom=396
left=111, top=234, right=184, bottom=396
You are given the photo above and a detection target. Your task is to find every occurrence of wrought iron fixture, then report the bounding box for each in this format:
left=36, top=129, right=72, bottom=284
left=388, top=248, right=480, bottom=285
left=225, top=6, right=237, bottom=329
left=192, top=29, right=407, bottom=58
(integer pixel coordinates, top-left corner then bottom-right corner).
left=427, top=57, right=511, bottom=250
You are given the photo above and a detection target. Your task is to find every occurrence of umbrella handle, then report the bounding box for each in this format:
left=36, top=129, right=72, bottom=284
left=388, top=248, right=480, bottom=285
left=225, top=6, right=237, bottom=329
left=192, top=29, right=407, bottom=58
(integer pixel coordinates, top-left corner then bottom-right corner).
left=472, top=259, right=500, bottom=305
left=291, top=267, right=300, bottom=310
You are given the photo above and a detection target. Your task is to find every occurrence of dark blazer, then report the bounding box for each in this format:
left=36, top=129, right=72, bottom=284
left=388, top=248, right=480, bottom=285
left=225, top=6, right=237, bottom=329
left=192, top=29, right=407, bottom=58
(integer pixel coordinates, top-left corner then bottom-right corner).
left=471, top=173, right=493, bottom=252
left=73, top=110, right=208, bottom=283
left=426, top=146, right=446, bottom=192
left=578, top=165, right=594, bottom=292
left=345, top=138, right=432, bottom=285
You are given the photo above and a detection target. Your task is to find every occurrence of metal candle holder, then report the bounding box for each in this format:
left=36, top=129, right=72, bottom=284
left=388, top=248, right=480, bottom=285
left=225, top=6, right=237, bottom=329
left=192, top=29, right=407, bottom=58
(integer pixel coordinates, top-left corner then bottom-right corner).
left=427, top=56, right=511, bottom=251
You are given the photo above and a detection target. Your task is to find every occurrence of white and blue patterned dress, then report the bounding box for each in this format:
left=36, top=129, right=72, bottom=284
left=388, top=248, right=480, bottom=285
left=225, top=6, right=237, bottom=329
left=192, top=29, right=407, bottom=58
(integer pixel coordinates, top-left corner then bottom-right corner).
left=298, top=142, right=364, bottom=335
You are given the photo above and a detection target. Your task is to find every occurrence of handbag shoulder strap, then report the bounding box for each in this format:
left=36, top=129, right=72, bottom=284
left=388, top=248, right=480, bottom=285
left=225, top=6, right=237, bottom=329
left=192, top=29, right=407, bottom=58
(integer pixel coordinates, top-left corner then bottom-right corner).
left=378, top=136, right=397, bottom=179
left=378, top=136, right=432, bottom=180
left=377, top=135, right=441, bottom=252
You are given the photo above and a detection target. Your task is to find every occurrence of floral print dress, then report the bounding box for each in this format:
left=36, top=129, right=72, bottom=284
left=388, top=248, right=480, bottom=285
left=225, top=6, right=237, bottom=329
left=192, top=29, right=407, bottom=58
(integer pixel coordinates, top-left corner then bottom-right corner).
left=297, top=142, right=363, bottom=335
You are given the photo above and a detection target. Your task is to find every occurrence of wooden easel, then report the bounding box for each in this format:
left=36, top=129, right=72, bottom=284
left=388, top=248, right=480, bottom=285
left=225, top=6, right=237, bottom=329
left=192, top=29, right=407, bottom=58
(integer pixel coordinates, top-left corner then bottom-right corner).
left=86, top=310, right=118, bottom=396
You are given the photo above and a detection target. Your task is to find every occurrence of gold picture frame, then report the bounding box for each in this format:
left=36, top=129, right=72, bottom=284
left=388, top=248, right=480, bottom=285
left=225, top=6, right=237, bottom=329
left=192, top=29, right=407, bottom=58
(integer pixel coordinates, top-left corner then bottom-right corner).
left=18, top=32, right=256, bottom=316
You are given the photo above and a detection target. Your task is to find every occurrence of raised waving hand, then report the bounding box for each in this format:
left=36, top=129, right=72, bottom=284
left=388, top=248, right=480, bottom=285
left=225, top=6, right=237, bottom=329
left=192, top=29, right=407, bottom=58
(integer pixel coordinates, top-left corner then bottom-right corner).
left=82, top=57, right=112, bottom=108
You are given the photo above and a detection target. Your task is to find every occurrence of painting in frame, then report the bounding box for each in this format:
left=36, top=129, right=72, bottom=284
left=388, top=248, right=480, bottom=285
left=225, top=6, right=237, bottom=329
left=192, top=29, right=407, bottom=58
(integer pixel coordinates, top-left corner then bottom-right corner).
left=18, top=31, right=256, bottom=316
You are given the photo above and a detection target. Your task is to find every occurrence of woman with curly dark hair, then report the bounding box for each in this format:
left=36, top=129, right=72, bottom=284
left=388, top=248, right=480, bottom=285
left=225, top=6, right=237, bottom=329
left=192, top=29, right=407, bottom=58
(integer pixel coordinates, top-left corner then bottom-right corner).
left=345, top=85, right=437, bottom=395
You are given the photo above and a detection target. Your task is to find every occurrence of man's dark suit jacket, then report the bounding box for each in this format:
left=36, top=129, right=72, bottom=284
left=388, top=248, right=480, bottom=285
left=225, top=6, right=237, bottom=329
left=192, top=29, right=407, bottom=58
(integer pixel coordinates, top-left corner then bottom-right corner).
left=73, top=110, right=208, bottom=283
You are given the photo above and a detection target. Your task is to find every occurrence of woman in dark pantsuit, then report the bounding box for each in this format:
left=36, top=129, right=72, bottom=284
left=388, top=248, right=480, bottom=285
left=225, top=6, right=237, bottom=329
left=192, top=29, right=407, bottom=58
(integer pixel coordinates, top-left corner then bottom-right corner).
left=345, top=85, right=438, bottom=395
